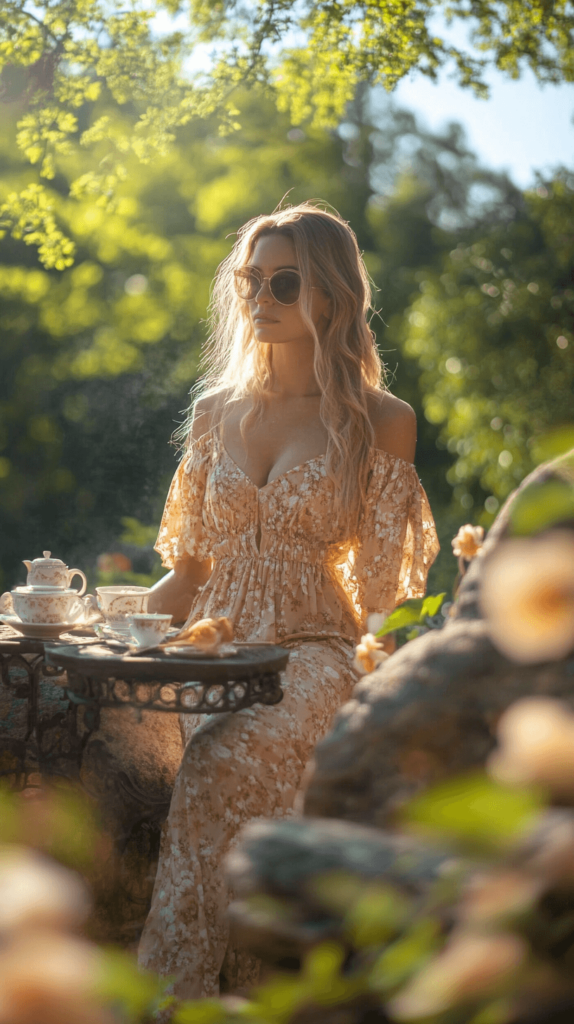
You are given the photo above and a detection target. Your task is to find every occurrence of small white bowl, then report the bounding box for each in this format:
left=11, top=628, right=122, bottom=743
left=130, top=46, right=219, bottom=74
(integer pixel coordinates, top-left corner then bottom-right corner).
left=128, top=612, right=172, bottom=648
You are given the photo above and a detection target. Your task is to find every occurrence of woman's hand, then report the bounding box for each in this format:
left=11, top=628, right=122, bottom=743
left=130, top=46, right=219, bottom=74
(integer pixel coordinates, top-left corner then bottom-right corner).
left=148, top=552, right=212, bottom=625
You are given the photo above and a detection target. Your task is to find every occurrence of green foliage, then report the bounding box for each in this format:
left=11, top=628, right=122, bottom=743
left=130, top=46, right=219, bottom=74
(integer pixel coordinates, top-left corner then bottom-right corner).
left=0, top=87, right=372, bottom=589
left=509, top=479, right=574, bottom=536
left=345, top=884, right=411, bottom=948
left=376, top=593, right=446, bottom=638
left=404, top=773, right=543, bottom=852
left=173, top=1001, right=230, bottom=1024
left=1, top=1, right=573, bottom=266
left=0, top=784, right=98, bottom=869
left=0, top=764, right=567, bottom=1024
left=369, top=918, right=440, bottom=992
left=530, top=425, right=574, bottom=465
left=120, top=516, right=161, bottom=549
left=95, top=948, right=171, bottom=1022
left=397, top=172, right=574, bottom=525
left=0, top=59, right=570, bottom=596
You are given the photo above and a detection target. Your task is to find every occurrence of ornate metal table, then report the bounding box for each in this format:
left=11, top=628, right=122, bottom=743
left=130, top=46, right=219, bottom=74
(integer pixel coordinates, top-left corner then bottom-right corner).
left=1, top=629, right=290, bottom=944
left=1, top=626, right=288, bottom=786
left=0, top=622, right=286, bottom=782
left=43, top=640, right=288, bottom=721
left=0, top=623, right=98, bottom=787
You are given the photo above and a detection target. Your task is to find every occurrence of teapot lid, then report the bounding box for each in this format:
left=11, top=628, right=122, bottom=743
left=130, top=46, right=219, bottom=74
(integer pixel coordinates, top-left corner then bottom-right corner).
left=29, top=550, right=67, bottom=567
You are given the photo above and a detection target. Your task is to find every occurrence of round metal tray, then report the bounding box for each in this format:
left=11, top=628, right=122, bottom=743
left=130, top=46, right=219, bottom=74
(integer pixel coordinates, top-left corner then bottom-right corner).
left=43, top=642, right=289, bottom=714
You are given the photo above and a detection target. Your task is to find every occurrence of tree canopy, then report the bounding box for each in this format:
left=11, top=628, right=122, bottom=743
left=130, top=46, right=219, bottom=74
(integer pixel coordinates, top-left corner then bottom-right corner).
left=3, top=68, right=570, bottom=595
left=1, top=0, right=573, bottom=268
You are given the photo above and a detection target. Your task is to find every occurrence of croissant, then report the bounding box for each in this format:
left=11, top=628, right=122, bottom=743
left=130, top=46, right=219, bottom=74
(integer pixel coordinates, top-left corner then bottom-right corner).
left=163, top=616, right=234, bottom=653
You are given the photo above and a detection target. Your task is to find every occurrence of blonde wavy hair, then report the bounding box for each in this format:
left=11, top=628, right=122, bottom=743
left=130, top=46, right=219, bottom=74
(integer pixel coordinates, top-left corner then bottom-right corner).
left=184, top=200, right=385, bottom=535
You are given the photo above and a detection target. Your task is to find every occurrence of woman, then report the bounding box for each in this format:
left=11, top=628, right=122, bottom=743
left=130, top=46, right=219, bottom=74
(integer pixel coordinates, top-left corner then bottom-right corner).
left=138, top=202, right=439, bottom=997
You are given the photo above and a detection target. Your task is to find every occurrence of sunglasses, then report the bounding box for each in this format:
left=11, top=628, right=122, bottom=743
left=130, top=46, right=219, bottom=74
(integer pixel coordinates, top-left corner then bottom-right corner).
left=234, top=267, right=302, bottom=306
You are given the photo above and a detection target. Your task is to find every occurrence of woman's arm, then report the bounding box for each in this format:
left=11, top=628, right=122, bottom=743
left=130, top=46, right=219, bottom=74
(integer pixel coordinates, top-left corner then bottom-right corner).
left=148, top=551, right=213, bottom=624
left=147, top=394, right=217, bottom=624
left=366, top=391, right=417, bottom=653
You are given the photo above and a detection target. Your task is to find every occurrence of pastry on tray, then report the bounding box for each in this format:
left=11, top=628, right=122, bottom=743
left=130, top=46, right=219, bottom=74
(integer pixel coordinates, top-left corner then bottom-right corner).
left=122, top=616, right=236, bottom=657
left=162, top=616, right=234, bottom=654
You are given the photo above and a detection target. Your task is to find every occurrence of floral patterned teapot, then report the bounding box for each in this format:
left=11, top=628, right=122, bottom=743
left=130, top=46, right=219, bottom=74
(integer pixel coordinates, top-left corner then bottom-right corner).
left=22, top=551, right=87, bottom=594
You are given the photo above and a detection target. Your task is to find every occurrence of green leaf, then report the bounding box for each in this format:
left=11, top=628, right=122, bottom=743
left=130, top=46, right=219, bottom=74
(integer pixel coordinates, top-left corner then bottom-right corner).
left=468, top=998, right=515, bottom=1024
left=304, top=942, right=345, bottom=985
left=95, top=949, right=169, bottom=1020
left=120, top=515, right=159, bottom=548
left=375, top=598, right=425, bottom=636
left=173, top=1001, right=228, bottom=1024
left=303, top=941, right=364, bottom=1005
left=403, top=773, right=542, bottom=851
left=345, top=884, right=411, bottom=948
left=421, top=592, right=446, bottom=618
left=375, top=594, right=445, bottom=636
left=247, top=974, right=307, bottom=1023
left=530, top=425, right=574, bottom=466
left=510, top=480, right=574, bottom=536
left=369, top=918, right=440, bottom=992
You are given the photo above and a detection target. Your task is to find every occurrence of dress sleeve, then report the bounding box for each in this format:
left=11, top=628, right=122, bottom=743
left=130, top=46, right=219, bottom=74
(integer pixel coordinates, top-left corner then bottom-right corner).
left=154, top=436, right=212, bottom=569
left=352, top=452, right=440, bottom=621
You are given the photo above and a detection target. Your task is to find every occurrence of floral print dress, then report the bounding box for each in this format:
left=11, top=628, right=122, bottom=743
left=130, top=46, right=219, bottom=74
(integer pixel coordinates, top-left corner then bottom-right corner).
left=138, top=426, right=438, bottom=997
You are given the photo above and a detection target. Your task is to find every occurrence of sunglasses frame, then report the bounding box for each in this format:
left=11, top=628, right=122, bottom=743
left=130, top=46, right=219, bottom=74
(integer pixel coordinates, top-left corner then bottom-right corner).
left=234, top=266, right=303, bottom=306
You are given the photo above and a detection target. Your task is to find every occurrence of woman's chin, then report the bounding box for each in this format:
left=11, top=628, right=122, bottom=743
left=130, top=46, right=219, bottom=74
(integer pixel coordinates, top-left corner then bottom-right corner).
left=253, top=326, right=291, bottom=344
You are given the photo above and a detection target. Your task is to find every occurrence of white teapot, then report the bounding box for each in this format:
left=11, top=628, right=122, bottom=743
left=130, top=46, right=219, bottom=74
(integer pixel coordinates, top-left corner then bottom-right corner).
left=22, top=551, right=87, bottom=594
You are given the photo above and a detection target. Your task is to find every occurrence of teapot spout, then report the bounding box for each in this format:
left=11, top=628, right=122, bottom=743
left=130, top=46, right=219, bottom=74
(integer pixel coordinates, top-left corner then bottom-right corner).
left=22, top=560, right=32, bottom=573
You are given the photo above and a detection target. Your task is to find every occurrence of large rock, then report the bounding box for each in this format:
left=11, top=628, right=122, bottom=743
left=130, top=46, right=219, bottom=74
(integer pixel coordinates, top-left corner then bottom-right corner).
left=302, top=452, right=574, bottom=826
left=302, top=618, right=574, bottom=827
left=226, top=817, right=448, bottom=967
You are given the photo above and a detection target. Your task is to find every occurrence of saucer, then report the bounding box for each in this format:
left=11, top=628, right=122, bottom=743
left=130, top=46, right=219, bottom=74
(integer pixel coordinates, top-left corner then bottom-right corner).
left=94, top=622, right=133, bottom=644
left=0, top=613, right=74, bottom=640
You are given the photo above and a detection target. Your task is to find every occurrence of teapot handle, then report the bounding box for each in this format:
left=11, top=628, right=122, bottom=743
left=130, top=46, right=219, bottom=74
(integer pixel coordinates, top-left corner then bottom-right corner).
left=68, top=569, right=87, bottom=596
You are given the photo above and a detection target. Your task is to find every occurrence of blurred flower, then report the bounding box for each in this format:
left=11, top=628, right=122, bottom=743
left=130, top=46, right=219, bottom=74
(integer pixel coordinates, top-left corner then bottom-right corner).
left=459, top=869, right=543, bottom=926
left=480, top=531, right=574, bottom=663
left=0, top=931, right=109, bottom=1024
left=96, top=552, right=132, bottom=573
left=366, top=611, right=387, bottom=634
left=0, top=844, right=110, bottom=1024
left=390, top=929, right=527, bottom=1019
left=353, top=633, right=390, bottom=675
left=0, top=847, right=89, bottom=934
left=452, top=524, right=484, bottom=560
left=489, top=698, right=574, bottom=796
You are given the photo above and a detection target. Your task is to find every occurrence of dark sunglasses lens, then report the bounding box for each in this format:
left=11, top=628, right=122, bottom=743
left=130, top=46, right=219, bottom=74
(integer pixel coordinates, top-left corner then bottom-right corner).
left=271, top=272, right=301, bottom=305
left=234, top=270, right=260, bottom=300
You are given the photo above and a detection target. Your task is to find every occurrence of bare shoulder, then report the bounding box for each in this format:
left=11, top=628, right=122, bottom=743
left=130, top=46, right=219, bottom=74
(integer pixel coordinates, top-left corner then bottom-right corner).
left=190, top=390, right=229, bottom=443
left=366, top=389, right=417, bottom=464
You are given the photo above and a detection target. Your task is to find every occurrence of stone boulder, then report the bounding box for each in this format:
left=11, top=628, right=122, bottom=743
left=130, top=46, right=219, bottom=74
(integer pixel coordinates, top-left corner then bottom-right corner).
left=303, top=451, right=574, bottom=826
left=226, top=817, right=448, bottom=968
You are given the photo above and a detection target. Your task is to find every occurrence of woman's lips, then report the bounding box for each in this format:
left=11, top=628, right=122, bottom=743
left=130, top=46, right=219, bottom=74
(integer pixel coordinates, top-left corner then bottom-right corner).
left=253, top=315, right=279, bottom=324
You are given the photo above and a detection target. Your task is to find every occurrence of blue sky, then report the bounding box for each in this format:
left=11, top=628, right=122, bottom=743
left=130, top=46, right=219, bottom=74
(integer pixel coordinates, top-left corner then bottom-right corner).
left=152, top=6, right=573, bottom=191
left=391, top=67, right=574, bottom=189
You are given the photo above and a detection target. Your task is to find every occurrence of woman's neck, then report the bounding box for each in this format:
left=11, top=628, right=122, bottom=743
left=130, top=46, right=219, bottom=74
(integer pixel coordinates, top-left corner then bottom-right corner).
left=268, top=337, right=320, bottom=398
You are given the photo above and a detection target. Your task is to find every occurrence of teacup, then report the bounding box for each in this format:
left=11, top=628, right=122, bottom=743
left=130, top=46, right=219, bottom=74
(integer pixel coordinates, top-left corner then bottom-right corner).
left=96, top=586, right=151, bottom=631
left=128, top=613, right=172, bottom=648
left=12, top=587, right=89, bottom=625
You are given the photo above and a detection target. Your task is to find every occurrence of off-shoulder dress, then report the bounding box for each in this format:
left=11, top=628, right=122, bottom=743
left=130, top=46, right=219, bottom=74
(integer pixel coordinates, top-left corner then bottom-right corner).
left=138, top=425, right=439, bottom=997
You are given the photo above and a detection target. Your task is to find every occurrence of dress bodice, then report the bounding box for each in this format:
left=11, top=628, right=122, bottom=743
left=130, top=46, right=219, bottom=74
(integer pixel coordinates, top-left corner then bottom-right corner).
left=154, top=427, right=439, bottom=642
